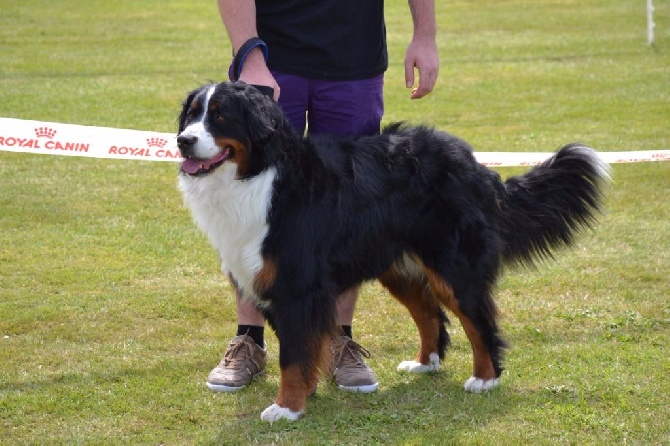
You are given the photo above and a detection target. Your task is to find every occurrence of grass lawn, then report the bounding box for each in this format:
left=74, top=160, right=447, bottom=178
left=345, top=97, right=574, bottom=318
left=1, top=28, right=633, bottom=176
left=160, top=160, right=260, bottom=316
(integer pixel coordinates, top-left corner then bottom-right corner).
left=1, top=0, right=669, bottom=444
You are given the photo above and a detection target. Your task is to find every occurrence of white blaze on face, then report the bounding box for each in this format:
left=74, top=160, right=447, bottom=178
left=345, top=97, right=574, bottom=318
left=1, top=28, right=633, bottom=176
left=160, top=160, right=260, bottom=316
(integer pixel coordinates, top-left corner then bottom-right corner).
left=180, top=85, right=218, bottom=159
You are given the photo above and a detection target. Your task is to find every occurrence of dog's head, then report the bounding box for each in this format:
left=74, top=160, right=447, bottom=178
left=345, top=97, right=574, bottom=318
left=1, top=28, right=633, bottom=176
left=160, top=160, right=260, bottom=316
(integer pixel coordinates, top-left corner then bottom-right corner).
left=177, top=81, right=283, bottom=178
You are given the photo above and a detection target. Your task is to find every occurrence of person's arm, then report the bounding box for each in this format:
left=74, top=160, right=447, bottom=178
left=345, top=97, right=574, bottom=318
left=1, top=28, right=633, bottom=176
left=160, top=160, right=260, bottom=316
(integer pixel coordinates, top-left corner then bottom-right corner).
left=405, top=0, right=439, bottom=99
left=217, top=0, right=280, bottom=99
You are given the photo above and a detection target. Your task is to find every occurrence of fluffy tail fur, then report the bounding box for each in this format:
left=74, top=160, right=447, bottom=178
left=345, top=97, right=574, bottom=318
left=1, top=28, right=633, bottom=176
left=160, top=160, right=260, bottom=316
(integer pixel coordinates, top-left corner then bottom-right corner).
left=500, top=144, right=610, bottom=266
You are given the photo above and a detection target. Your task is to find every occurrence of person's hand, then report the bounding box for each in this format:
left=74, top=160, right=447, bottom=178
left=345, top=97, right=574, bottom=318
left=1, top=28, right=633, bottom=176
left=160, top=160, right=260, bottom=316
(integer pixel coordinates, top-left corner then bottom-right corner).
left=404, top=37, right=439, bottom=100
left=239, top=49, right=281, bottom=101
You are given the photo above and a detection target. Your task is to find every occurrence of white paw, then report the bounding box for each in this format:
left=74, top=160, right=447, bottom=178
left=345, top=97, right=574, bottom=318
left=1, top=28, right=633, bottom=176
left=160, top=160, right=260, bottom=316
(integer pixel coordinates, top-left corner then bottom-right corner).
left=260, top=403, right=303, bottom=422
left=397, top=352, right=440, bottom=373
left=463, top=376, right=499, bottom=393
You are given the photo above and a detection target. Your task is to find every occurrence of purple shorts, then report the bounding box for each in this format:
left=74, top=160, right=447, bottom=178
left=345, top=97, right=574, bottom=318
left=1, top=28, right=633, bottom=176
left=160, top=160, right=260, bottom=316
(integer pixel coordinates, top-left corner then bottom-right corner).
left=272, top=72, right=384, bottom=138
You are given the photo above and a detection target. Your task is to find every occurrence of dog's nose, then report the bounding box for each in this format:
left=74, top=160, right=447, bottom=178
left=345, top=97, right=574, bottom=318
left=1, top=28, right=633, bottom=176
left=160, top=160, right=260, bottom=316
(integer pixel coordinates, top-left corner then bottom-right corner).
left=177, top=134, right=197, bottom=157
left=177, top=134, right=197, bottom=149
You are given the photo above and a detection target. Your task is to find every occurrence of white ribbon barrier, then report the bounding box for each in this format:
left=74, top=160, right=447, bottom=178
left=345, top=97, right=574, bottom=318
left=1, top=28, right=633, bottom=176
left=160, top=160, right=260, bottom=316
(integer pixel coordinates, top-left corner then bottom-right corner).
left=1, top=117, right=668, bottom=167
left=0, top=117, right=180, bottom=162
left=474, top=150, right=670, bottom=166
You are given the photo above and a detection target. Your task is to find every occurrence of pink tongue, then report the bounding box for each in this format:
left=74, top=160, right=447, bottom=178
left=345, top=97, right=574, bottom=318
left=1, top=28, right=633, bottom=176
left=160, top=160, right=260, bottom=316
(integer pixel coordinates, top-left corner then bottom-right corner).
left=181, top=149, right=229, bottom=174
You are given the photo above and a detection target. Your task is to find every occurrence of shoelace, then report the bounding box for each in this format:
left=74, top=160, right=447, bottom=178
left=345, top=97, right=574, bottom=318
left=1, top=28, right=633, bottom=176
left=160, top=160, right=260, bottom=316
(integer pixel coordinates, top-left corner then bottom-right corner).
left=223, top=336, right=255, bottom=367
left=332, top=338, right=371, bottom=369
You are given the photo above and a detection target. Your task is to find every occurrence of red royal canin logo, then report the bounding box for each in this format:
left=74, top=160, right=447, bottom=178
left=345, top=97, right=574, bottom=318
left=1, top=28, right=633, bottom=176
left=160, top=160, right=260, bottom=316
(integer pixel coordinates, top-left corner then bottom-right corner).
left=146, top=137, right=168, bottom=148
left=35, top=127, right=57, bottom=139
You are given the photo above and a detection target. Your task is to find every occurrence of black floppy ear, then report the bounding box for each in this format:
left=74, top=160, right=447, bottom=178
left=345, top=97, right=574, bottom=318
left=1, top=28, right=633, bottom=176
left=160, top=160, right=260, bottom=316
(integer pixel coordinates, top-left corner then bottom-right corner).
left=237, top=85, right=284, bottom=144
left=178, top=86, right=204, bottom=132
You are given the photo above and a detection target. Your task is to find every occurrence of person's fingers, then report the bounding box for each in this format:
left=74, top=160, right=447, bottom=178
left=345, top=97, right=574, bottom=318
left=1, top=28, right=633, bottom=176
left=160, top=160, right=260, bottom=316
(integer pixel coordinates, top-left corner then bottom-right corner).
left=410, top=68, right=437, bottom=99
left=404, top=58, right=415, bottom=89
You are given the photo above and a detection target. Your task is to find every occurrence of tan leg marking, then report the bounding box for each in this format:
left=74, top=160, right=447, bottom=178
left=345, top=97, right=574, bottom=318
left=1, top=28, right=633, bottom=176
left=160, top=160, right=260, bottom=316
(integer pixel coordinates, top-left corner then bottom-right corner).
left=276, top=364, right=311, bottom=413
left=253, top=256, right=277, bottom=295
left=422, top=267, right=496, bottom=380
left=380, top=267, right=439, bottom=365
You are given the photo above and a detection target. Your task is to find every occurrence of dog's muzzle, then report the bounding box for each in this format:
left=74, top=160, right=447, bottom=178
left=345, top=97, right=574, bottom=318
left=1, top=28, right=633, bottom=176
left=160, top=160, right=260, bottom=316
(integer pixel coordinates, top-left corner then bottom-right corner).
left=177, top=134, right=231, bottom=176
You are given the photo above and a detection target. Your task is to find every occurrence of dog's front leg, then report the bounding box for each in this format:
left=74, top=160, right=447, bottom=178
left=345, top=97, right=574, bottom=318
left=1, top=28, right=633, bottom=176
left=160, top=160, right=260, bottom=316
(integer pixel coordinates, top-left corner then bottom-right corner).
left=260, top=363, right=311, bottom=422
left=259, top=286, right=335, bottom=422
left=260, top=332, right=325, bottom=422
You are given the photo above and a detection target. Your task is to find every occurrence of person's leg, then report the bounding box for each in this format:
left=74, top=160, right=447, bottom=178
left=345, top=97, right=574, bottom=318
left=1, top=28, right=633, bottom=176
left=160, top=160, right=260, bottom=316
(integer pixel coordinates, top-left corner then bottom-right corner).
left=307, top=74, right=385, bottom=393
left=273, top=71, right=309, bottom=135
left=308, top=74, right=384, bottom=333
left=206, top=291, right=268, bottom=392
left=307, top=74, right=384, bottom=138
left=236, top=291, right=266, bottom=345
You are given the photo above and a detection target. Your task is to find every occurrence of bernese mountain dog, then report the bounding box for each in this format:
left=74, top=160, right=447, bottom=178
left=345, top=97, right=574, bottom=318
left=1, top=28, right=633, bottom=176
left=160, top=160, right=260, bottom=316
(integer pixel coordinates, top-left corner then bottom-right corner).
left=176, top=81, right=609, bottom=422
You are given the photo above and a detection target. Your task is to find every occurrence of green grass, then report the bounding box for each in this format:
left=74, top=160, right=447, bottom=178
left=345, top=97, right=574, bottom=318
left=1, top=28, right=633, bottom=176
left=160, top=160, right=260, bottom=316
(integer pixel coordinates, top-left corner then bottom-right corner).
left=1, top=0, right=669, bottom=444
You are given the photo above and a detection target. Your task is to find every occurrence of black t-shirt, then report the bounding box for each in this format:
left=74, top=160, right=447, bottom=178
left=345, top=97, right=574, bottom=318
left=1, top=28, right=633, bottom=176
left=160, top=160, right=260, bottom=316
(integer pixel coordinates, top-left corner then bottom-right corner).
left=256, top=0, right=388, bottom=80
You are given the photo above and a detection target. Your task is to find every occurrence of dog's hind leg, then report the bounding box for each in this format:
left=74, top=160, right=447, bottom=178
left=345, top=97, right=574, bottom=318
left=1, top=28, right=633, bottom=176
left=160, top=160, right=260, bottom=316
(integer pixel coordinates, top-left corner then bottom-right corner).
left=379, top=257, right=449, bottom=373
left=421, top=266, right=505, bottom=393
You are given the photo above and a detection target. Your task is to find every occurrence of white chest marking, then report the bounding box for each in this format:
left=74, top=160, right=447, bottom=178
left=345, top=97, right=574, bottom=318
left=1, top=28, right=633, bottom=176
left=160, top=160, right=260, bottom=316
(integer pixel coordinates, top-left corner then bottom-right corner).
left=179, top=165, right=277, bottom=306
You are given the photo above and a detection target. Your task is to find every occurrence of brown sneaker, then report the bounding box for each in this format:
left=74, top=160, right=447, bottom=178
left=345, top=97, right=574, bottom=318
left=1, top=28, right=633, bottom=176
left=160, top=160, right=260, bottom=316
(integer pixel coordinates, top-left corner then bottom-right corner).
left=206, top=334, right=267, bottom=392
left=331, top=336, right=379, bottom=393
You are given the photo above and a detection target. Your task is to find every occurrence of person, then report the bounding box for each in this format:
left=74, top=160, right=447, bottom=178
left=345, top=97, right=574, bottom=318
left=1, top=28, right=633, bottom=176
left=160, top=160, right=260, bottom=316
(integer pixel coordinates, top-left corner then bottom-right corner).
left=207, top=0, right=439, bottom=394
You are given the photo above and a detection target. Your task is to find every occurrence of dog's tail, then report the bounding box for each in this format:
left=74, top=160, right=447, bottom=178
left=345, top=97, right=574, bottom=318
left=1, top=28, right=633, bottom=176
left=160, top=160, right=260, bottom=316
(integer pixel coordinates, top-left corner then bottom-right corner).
left=499, top=143, right=610, bottom=267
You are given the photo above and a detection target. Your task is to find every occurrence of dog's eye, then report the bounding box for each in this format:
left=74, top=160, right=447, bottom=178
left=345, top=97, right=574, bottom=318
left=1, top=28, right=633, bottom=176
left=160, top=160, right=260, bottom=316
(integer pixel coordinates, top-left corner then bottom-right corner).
left=214, top=113, right=226, bottom=123
left=186, top=107, right=198, bottom=121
